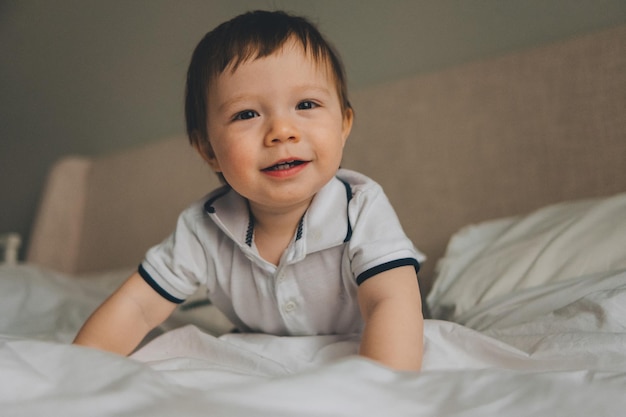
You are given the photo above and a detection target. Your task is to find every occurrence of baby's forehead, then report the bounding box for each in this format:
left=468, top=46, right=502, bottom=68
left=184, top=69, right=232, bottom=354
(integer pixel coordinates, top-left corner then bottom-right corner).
left=208, top=41, right=337, bottom=92
left=227, top=39, right=332, bottom=76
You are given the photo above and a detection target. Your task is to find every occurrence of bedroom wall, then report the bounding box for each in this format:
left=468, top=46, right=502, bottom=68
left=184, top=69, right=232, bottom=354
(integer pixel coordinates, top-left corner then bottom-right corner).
left=1, top=0, right=625, bottom=260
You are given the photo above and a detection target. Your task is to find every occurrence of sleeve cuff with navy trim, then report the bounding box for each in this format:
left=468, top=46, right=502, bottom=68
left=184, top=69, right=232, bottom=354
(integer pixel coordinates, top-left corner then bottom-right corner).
left=138, top=264, right=186, bottom=304
left=355, top=258, right=420, bottom=286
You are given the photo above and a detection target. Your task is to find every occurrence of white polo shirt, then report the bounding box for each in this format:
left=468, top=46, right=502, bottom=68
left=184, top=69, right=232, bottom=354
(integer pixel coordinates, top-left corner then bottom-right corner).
left=140, top=169, right=425, bottom=336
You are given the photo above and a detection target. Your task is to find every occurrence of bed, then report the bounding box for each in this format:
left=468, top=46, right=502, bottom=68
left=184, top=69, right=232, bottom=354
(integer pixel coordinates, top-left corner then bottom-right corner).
left=1, top=25, right=625, bottom=416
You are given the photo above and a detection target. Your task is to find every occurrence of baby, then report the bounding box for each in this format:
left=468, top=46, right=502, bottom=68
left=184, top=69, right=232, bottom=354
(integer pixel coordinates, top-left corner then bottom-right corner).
left=74, top=10, right=425, bottom=371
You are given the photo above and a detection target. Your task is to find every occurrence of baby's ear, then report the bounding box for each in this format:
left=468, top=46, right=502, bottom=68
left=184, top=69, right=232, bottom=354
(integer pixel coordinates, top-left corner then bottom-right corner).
left=191, top=131, right=221, bottom=172
left=341, top=107, right=354, bottom=144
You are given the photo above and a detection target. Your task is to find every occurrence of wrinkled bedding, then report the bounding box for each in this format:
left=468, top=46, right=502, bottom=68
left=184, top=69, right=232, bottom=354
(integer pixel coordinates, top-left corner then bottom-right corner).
left=1, top=264, right=625, bottom=416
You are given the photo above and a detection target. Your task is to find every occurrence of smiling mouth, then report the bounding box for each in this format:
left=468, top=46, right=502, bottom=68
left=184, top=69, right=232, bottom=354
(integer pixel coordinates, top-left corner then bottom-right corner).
left=262, top=160, right=308, bottom=172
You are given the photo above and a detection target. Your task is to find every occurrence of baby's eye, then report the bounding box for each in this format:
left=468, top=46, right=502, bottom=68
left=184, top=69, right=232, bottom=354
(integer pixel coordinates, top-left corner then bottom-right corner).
left=233, top=110, right=258, bottom=121
left=296, top=100, right=318, bottom=110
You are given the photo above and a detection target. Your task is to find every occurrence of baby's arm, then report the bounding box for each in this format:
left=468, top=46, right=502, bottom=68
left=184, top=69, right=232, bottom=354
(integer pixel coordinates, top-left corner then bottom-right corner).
left=73, top=272, right=178, bottom=355
left=357, top=265, right=424, bottom=371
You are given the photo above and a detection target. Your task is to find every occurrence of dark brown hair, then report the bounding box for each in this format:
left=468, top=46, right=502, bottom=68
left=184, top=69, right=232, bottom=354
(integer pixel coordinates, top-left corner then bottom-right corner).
left=185, top=10, right=351, bottom=153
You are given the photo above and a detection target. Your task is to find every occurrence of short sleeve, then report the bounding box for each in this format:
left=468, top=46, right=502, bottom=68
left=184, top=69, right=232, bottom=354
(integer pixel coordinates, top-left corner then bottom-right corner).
left=347, top=181, right=425, bottom=285
left=139, top=203, right=208, bottom=303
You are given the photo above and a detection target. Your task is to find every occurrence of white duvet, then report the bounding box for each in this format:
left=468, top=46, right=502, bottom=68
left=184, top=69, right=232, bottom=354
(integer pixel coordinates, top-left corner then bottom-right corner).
left=1, top=264, right=626, bottom=416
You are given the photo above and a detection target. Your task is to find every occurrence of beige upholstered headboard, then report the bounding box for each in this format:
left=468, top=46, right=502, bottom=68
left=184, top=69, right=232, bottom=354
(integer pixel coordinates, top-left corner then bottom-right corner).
left=28, top=25, right=626, bottom=296
left=27, top=139, right=220, bottom=275
left=344, top=25, right=626, bottom=293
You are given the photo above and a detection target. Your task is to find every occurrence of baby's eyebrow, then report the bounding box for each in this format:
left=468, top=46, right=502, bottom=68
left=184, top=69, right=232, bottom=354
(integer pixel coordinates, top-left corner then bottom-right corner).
left=217, top=94, right=253, bottom=113
left=294, top=84, right=332, bottom=96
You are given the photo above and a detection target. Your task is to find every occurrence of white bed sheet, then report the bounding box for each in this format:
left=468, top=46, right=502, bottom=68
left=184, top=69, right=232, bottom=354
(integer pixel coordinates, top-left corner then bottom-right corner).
left=1, top=264, right=625, bottom=416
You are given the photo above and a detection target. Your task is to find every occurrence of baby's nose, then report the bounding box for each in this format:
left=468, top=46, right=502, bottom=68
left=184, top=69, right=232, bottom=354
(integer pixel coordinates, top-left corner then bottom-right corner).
left=264, top=115, right=300, bottom=145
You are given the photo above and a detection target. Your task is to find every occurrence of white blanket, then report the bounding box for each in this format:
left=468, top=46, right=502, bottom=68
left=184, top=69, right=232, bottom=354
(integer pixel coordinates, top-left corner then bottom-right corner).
left=1, top=264, right=625, bottom=416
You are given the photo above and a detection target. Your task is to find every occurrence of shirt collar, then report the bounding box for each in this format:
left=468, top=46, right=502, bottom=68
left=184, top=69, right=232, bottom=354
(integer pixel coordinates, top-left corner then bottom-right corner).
left=204, top=176, right=351, bottom=262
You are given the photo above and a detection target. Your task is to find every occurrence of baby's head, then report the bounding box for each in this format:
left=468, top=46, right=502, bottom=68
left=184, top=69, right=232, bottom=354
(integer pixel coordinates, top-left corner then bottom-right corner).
left=185, top=10, right=351, bottom=166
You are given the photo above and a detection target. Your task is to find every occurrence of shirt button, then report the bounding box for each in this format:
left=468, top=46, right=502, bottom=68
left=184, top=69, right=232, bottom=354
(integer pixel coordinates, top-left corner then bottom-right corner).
left=284, top=301, right=296, bottom=312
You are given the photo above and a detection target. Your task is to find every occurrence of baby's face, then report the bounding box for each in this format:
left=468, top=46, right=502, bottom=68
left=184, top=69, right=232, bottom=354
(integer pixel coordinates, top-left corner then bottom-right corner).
left=205, top=40, right=353, bottom=215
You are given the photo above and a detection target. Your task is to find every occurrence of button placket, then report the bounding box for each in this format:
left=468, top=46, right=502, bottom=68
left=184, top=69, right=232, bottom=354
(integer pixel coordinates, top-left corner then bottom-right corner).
left=274, top=268, right=301, bottom=332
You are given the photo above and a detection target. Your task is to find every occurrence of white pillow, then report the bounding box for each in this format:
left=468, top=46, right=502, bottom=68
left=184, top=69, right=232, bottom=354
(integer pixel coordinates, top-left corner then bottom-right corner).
left=427, top=192, right=626, bottom=321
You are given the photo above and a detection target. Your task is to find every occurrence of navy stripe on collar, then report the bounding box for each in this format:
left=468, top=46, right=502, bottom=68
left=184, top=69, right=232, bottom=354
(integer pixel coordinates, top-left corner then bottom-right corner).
left=245, top=201, right=254, bottom=247
left=295, top=217, right=304, bottom=241
left=335, top=176, right=353, bottom=242
left=204, top=186, right=232, bottom=214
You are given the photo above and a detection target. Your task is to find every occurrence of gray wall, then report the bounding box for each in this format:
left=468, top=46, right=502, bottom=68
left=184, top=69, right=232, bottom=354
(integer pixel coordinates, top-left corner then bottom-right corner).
left=1, top=0, right=625, bottom=258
